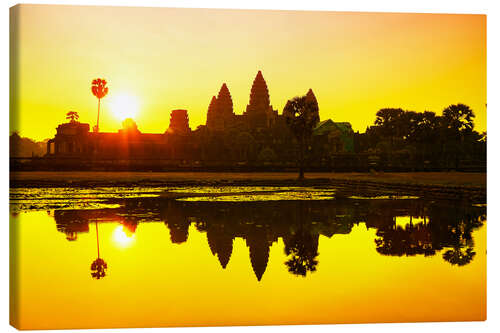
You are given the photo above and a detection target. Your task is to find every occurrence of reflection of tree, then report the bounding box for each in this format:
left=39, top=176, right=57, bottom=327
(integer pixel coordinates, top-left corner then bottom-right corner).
left=284, top=230, right=319, bottom=277
left=45, top=197, right=485, bottom=279
left=442, top=247, right=476, bottom=266
left=375, top=221, right=435, bottom=257
left=54, top=210, right=90, bottom=241
left=281, top=201, right=320, bottom=277
left=374, top=202, right=485, bottom=267
left=91, top=258, right=108, bottom=279
left=429, top=203, right=484, bottom=267
left=90, top=221, right=108, bottom=280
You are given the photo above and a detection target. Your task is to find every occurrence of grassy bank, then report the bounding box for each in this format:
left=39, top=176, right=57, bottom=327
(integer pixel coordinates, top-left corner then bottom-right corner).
left=10, top=171, right=486, bottom=188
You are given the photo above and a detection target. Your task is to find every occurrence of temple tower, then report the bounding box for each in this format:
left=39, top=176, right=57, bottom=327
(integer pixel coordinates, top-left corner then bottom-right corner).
left=167, top=109, right=191, bottom=134
left=206, top=96, right=218, bottom=129
left=216, top=83, right=234, bottom=118
left=244, top=70, right=278, bottom=128
left=206, top=83, right=235, bottom=131
left=305, top=88, right=320, bottom=122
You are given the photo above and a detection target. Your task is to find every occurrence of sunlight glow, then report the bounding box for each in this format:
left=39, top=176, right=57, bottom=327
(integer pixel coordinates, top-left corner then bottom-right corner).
left=112, top=225, right=136, bottom=248
left=109, top=93, right=139, bottom=121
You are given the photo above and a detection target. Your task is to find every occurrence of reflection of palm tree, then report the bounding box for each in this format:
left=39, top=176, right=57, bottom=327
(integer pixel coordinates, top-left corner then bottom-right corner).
left=91, top=78, right=109, bottom=133
left=442, top=247, right=476, bottom=266
left=428, top=204, right=484, bottom=266
left=284, top=231, right=319, bottom=277
left=90, top=221, right=108, bottom=279
left=91, top=258, right=108, bottom=279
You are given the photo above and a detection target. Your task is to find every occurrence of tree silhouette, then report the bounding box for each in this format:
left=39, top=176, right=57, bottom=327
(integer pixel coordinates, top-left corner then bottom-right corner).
left=442, top=247, right=476, bottom=266
left=65, top=111, right=79, bottom=123
left=358, top=105, right=484, bottom=170
left=442, top=104, right=475, bottom=133
left=442, top=104, right=475, bottom=168
left=91, top=78, right=109, bottom=133
left=283, top=95, right=320, bottom=179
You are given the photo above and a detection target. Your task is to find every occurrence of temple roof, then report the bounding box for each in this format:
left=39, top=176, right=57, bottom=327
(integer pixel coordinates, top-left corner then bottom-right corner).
left=314, top=119, right=353, bottom=136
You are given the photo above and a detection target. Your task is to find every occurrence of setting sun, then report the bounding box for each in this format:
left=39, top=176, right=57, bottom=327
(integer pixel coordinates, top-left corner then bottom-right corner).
left=109, top=93, right=139, bottom=121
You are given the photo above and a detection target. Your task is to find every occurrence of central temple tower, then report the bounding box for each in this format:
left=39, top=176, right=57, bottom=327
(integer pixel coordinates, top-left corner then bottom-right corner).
left=243, top=71, right=278, bottom=129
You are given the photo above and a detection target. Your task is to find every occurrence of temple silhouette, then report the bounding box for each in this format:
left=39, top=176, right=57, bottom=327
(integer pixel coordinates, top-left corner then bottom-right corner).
left=42, top=71, right=355, bottom=170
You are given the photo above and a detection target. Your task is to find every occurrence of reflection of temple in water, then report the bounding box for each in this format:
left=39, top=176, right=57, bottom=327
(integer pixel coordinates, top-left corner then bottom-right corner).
left=51, top=198, right=486, bottom=280
left=246, top=228, right=272, bottom=281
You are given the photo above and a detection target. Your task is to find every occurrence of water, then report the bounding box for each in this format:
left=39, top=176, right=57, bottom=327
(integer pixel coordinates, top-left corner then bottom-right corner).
left=10, top=187, right=487, bottom=329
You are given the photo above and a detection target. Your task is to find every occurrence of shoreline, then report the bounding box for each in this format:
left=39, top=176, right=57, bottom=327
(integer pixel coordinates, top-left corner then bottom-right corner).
left=10, top=171, right=486, bottom=202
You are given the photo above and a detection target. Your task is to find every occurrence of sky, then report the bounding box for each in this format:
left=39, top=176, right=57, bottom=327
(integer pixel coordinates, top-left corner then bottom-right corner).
left=10, top=4, right=486, bottom=141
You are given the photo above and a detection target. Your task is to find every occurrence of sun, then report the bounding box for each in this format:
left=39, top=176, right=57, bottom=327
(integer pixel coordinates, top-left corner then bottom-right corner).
left=109, top=93, right=139, bottom=121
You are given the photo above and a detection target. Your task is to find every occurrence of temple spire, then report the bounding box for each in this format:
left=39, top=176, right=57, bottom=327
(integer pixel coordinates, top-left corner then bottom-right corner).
left=305, top=88, right=320, bottom=122
left=216, top=83, right=234, bottom=116
left=206, top=84, right=235, bottom=131
left=244, top=70, right=276, bottom=128
left=247, top=71, right=271, bottom=112
left=206, top=96, right=217, bottom=128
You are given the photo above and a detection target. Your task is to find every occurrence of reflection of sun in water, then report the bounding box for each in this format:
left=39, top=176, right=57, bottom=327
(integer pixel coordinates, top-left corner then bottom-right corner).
left=109, top=93, right=139, bottom=121
left=112, top=225, right=136, bottom=248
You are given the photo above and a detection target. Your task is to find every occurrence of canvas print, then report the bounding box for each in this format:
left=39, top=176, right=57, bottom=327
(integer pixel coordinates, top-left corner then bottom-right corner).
left=9, top=4, right=486, bottom=330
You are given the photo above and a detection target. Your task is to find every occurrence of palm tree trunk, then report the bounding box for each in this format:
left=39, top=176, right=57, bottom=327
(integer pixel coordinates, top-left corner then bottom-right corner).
left=96, top=98, right=101, bottom=132
left=96, top=222, right=100, bottom=258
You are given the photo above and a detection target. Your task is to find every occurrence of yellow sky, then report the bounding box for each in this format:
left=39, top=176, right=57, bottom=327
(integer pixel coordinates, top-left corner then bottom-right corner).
left=10, top=5, right=486, bottom=141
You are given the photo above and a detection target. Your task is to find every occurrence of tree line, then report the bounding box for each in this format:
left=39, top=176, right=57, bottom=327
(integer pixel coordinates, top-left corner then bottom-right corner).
left=354, top=104, right=486, bottom=170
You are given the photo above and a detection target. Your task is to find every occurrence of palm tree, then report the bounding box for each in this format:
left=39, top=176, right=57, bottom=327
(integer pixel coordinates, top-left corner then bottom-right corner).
left=442, top=104, right=475, bottom=169
left=283, top=95, right=319, bottom=180
left=91, top=78, right=109, bottom=133
left=65, top=111, right=79, bottom=123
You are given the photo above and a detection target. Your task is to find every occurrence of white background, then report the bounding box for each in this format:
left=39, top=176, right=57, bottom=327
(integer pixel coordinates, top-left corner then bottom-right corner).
left=2, top=0, right=498, bottom=332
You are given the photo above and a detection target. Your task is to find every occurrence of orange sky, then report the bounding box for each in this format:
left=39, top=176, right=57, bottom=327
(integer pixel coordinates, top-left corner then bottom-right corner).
left=10, top=5, right=486, bottom=141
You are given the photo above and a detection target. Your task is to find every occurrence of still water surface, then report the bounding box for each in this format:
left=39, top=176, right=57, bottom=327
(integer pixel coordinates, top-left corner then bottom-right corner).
left=10, top=186, right=486, bottom=329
